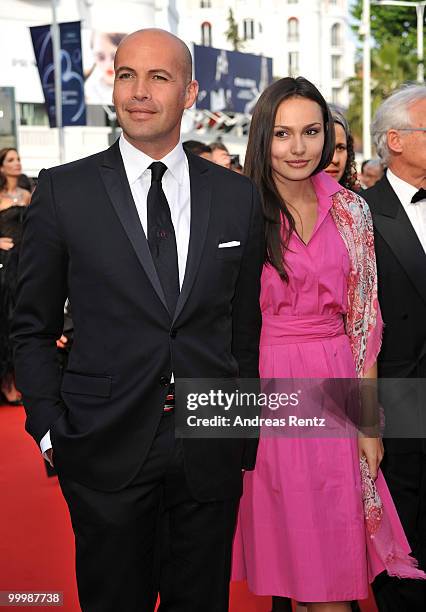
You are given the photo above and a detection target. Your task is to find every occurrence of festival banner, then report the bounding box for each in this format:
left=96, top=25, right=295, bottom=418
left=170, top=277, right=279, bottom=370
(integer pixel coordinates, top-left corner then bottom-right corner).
left=193, top=44, right=273, bottom=114
left=30, top=21, right=86, bottom=127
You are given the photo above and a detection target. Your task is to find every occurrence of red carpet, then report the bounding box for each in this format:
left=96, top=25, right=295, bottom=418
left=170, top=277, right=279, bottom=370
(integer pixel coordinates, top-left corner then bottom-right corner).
left=0, top=405, right=376, bottom=611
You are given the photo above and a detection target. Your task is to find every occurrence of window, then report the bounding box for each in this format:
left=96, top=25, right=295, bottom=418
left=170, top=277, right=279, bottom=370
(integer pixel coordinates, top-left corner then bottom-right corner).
left=331, top=23, right=342, bottom=47
left=287, top=18, right=299, bottom=43
left=19, top=103, right=48, bottom=126
left=201, top=22, right=212, bottom=46
left=288, top=52, right=299, bottom=78
left=243, top=18, right=255, bottom=40
left=331, top=55, right=342, bottom=79
left=200, top=0, right=211, bottom=7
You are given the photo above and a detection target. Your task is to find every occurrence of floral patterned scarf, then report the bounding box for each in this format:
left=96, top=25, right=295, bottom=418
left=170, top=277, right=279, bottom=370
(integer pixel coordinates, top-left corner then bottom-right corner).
left=330, top=187, right=382, bottom=377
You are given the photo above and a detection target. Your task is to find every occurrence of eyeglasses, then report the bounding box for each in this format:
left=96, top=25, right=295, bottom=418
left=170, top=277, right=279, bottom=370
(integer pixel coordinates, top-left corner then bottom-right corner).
left=397, top=128, right=426, bottom=133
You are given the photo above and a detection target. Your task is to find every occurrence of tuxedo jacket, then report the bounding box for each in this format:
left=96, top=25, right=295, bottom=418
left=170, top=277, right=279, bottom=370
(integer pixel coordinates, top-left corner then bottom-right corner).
left=12, top=141, right=264, bottom=496
left=363, top=175, right=426, bottom=453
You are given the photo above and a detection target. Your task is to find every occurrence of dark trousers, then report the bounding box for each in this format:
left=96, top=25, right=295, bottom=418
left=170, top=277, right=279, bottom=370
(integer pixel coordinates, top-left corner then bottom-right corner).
left=372, top=448, right=426, bottom=611
left=58, top=412, right=239, bottom=612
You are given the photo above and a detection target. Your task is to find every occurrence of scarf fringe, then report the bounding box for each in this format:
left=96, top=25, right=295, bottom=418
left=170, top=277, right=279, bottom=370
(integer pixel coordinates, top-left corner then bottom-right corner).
left=374, top=543, right=426, bottom=579
left=362, top=457, right=426, bottom=581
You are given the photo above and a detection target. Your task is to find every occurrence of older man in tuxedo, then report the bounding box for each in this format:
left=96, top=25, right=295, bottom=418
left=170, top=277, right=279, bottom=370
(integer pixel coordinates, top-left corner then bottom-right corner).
left=363, top=85, right=426, bottom=611
left=12, top=29, right=263, bottom=612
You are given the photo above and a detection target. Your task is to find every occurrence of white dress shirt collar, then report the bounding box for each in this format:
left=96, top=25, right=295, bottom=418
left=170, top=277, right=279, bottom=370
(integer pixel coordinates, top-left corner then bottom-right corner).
left=118, top=134, right=187, bottom=186
left=386, top=168, right=419, bottom=208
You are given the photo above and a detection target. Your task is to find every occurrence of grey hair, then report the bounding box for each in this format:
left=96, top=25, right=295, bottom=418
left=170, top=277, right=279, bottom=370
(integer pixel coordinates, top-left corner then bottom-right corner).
left=371, top=85, right=426, bottom=165
left=364, top=158, right=383, bottom=170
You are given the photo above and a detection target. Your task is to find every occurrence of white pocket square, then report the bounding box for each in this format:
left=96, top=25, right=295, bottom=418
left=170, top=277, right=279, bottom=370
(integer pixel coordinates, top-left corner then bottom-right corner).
left=218, top=241, right=240, bottom=248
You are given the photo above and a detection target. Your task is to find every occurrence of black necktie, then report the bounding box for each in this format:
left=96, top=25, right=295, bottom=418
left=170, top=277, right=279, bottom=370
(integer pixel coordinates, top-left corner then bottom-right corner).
left=411, top=188, right=426, bottom=203
left=147, top=162, right=179, bottom=314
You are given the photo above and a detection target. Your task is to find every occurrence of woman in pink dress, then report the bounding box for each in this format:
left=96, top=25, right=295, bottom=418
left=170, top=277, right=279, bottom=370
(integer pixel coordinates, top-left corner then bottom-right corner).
left=232, top=78, right=424, bottom=611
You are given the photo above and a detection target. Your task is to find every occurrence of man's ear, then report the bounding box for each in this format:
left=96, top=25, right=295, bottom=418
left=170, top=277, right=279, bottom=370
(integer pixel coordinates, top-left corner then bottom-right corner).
left=184, top=80, right=199, bottom=110
left=387, top=129, right=404, bottom=155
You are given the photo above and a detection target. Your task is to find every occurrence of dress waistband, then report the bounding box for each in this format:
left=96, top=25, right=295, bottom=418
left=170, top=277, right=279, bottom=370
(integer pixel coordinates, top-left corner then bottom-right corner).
left=260, top=313, right=345, bottom=346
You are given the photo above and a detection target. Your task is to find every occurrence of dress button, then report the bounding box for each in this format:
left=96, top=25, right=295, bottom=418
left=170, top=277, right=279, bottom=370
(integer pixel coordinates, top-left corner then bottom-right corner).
left=159, top=376, right=169, bottom=387
left=170, top=329, right=177, bottom=338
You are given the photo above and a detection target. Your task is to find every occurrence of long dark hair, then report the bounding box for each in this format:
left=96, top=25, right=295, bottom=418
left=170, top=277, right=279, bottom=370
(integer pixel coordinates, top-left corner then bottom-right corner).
left=244, top=77, right=335, bottom=281
left=330, top=109, right=359, bottom=191
left=0, top=148, right=18, bottom=191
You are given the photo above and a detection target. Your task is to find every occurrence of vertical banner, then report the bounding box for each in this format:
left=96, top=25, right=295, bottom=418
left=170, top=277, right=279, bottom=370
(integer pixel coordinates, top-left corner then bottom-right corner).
left=30, top=21, right=86, bottom=127
left=194, top=45, right=273, bottom=114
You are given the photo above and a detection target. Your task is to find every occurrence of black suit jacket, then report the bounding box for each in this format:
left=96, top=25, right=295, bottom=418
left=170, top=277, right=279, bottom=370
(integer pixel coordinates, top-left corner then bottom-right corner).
left=12, top=141, right=264, bottom=496
left=363, top=175, right=426, bottom=452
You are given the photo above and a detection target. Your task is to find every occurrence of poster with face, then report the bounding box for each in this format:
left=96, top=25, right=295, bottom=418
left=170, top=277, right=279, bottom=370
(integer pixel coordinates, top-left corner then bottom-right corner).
left=82, top=30, right=127, bottom=105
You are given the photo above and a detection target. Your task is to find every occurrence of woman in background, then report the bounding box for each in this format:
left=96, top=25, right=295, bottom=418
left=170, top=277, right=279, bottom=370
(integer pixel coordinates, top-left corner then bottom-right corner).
left=325, top=109, right=360, bottom=191
left=0, top=148, right=30, bottom=404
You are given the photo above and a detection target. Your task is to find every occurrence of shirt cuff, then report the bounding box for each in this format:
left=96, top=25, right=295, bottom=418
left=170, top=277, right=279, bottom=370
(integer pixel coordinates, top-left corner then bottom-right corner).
left=40, top=430, right=52, bottom=461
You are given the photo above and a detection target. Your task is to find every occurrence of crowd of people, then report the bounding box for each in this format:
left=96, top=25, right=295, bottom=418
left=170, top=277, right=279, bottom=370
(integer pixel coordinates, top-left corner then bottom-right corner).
left=2, top=26, right=426, bottom=612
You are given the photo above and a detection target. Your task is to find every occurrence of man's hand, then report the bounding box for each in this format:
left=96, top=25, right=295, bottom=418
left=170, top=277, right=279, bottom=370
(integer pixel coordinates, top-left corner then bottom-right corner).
left=45, top=448, right=54, bottom=467
left=358, top=436, right=384, bottom=480
left=0, top=237, right=14, bottom=251
left=56, top=334, right=68, bottom=349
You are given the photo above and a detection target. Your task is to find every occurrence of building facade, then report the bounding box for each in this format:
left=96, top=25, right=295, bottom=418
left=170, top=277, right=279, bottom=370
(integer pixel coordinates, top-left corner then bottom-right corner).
left=177, top=0, right=355, bottom=108
left=0, top=0, right=355, bottom=174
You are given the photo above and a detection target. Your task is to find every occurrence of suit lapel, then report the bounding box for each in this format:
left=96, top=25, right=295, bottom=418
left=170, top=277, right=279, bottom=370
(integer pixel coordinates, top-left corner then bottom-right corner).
left=99, top=141, right=169, bottom=313
left=372, top=176, right=426, bottom=307
left=172, top=152, right=211, bottom=324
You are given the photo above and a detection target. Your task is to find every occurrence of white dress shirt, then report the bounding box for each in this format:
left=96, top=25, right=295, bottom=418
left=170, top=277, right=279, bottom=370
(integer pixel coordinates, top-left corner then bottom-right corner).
left=387, top=168, right=426, bottom=254
left=40, top=135, right=191, bottom=458
left=118, top=134, right=191, bottom=288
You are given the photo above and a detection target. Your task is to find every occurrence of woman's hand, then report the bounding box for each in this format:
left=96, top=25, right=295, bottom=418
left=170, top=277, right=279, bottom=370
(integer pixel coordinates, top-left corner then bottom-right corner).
left=359, top=360, right=384, bottom=479
left=0, top=237, right=14, bottom=251
left=358, top=435, right=384, bottom=480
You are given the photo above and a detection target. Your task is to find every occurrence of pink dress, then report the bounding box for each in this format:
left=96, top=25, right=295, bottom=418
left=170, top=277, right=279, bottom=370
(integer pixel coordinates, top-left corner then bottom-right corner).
left=232, top=172, right=413, bottom=602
